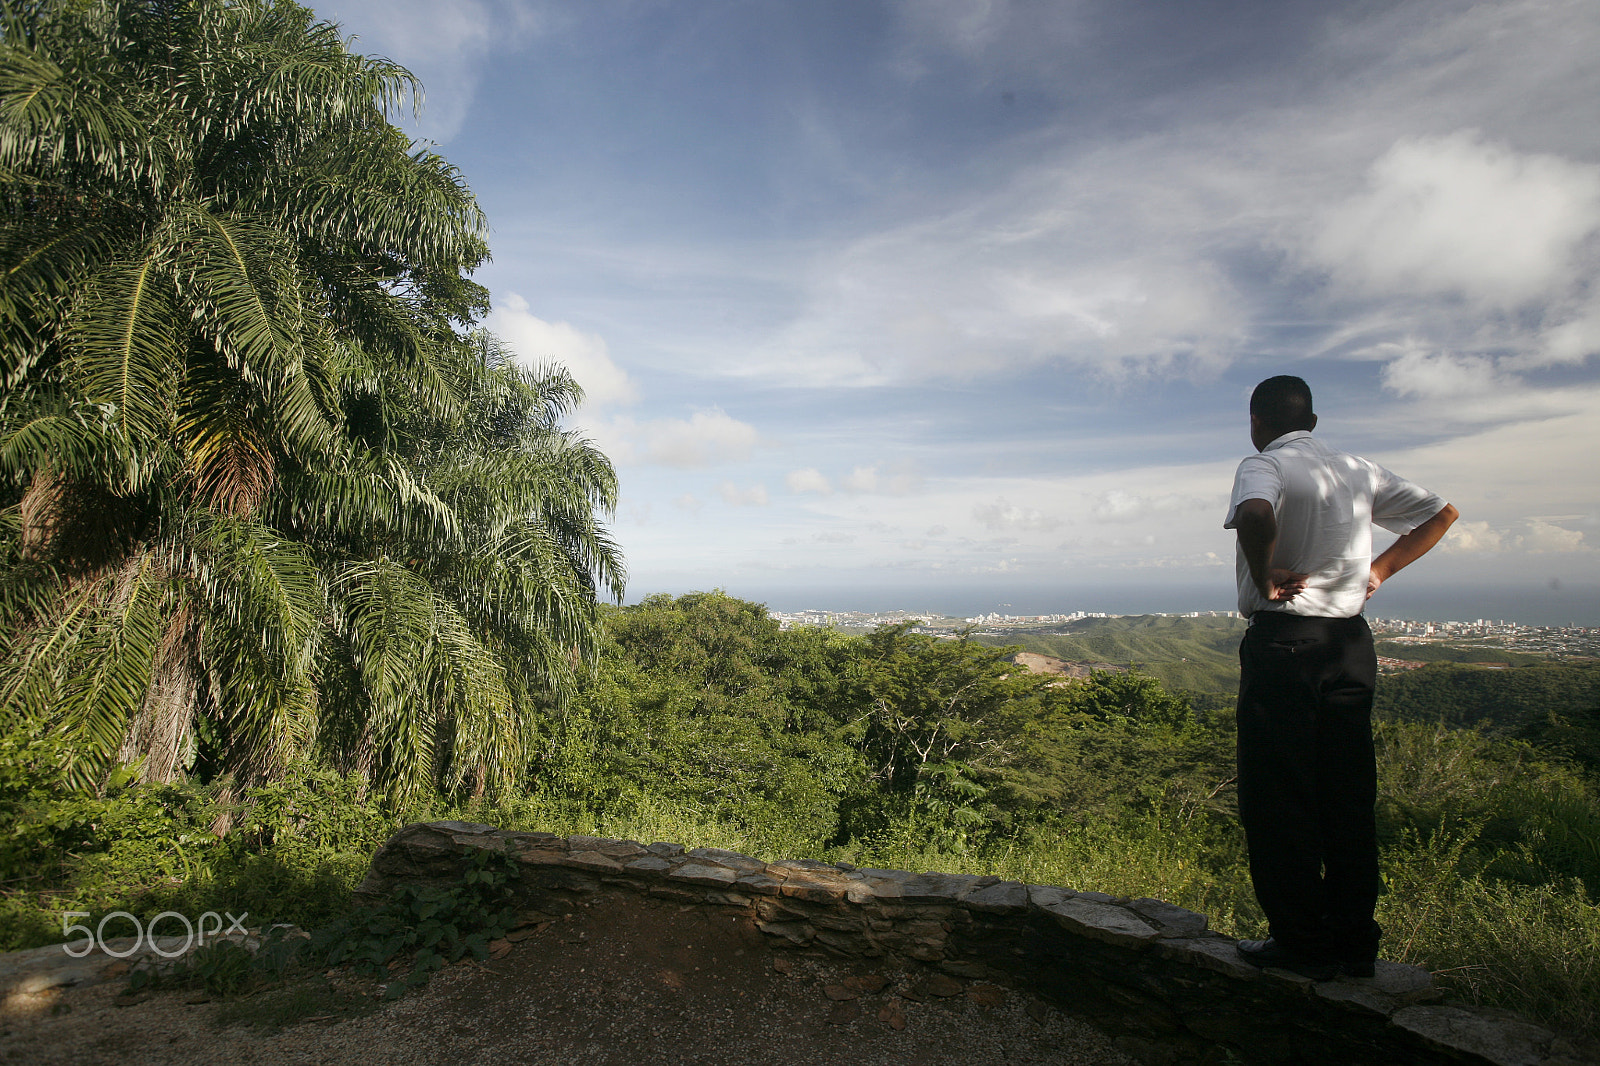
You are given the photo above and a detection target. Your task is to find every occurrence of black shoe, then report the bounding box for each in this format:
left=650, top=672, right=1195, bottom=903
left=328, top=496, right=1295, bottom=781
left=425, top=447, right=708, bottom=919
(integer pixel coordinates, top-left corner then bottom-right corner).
left=1326, top=919, right=1381, bottom=978
left=1335, top=956, right=1376, bottom=978
left=1235, top=938, right=1340, bottom=981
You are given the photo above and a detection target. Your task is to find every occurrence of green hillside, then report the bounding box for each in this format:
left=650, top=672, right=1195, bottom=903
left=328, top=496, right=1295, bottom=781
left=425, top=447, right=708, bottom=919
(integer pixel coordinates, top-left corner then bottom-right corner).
left=972, top=614, right=1247, bottom=693
left=976, top=615, right=1567, bottom=696
left=1374, top=641, right=1544, bottom=666
left=1374, top=660, right=1600, bottom=732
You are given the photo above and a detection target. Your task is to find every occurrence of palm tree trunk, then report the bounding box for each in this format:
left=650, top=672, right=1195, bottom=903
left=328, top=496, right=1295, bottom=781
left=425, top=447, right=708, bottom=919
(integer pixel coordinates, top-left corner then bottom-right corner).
left=118, top=608, right=199, bottom=784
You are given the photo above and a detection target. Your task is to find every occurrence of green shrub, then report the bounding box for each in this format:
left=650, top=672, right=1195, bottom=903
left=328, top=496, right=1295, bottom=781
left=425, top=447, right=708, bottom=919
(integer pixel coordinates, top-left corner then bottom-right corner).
left=1381, top=829, right=1600, bottom=1040
left=311, top=846, right=523, bottom=998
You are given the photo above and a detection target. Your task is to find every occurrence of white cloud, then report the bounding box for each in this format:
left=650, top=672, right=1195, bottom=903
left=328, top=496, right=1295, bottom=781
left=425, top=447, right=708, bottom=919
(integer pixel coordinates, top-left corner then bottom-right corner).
left=484, top=296, right=761, bottom=471
left=842, top=466, right=879, bottom=493
left=718, top=482, right=769, bottom=507
left=1310, top=131, right=1600, bottom=310
left=1089, top=490, right=1206, bottom=525
left=643, top=410, right=760, bottom=467
left=596, top=409, right=761, bottom=468
left=673, top=493, right=702, bottom=514
left=1535, top=296, right=1600, bottom=368
left=748, top=190, right=1247, bottom=386
left=1519, top=519, right=1588, bottom=553
left=841, top=465, right=921, bottom=495
left=488, top=294, right=637, bottom=408
left=1442, top=520, right=1507, bottom=554
left=1133, top=550, right=1231, bottom=570
left=785, top=467, right=832, bottom=494
left=711, top=6, right=1600, bottom=391
left=972, top=497, right=1062, bottom=533
left=1441, top=519, right=1588, bottom=554
left=1380, top=348, right=1511, bottom=400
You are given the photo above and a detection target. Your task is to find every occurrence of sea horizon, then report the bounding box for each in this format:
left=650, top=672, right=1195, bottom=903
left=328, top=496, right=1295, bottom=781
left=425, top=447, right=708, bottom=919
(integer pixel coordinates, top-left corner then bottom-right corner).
left=624, top=581, right=1600, bottom=629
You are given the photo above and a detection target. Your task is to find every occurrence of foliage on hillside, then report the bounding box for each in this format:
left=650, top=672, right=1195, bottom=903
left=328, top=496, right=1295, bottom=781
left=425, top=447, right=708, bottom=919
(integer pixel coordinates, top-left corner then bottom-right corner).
left=1374, top=641, right=1545, bottom=666
left=982, top=615, right=1575, bottom=696
left=1376, top=662, right=1600, bottom=774
left=1375, top=660, right=1600, bottom=728
left=5, top=592, right=1598, bottom=1041
left=972, top=614, right=1248, bottom=693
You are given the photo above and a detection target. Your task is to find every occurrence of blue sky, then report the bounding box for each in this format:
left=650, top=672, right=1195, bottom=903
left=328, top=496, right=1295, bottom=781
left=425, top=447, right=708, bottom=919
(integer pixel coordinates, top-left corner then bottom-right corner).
left=314, top=0, right=1600, bottom=624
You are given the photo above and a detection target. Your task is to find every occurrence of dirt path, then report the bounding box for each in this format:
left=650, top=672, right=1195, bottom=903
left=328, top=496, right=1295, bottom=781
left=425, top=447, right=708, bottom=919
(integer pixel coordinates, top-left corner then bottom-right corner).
left=1, top=895, right=1143, bottom=1065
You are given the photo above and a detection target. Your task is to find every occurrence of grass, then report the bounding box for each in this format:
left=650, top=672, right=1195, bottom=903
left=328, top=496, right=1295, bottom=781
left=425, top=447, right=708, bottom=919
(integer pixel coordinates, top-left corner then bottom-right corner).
left=1380, top=832, right=1600, bottom=1042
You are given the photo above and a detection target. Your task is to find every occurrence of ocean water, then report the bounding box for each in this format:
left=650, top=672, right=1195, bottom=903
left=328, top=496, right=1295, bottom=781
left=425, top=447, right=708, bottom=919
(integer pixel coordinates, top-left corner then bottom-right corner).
left=653, top=580, right=1600, bottom=628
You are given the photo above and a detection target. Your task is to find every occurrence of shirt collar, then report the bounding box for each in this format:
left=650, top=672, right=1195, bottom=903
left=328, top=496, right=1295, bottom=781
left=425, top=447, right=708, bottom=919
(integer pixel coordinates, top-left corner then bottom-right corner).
left=1261, top=429, right=1313, bottom=453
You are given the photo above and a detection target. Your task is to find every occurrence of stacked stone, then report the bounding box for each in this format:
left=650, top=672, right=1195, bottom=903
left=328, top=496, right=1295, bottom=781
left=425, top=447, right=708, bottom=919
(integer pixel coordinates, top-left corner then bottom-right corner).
left=356, top=822, right=1590, bottom=1066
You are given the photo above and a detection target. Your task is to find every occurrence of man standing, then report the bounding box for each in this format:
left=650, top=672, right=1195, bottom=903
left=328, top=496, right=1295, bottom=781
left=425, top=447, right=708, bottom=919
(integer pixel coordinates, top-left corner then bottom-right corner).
left=1224, top=376, right=1457, bottom=980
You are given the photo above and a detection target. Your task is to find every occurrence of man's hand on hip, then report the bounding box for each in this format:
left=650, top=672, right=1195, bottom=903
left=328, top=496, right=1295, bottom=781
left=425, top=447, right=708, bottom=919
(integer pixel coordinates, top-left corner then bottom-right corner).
left=1262, top=568, right=1308, bottom=602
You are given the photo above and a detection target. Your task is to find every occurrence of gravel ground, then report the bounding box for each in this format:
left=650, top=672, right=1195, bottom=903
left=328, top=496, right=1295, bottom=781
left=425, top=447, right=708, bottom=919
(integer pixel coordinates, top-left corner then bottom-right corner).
left=1, top=895, right=1145, bottom=1066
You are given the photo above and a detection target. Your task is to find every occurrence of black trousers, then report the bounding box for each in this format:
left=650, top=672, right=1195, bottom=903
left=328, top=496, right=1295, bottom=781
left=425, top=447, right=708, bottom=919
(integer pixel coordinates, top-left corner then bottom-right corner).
left=1236, top=612, right=1381, bottom=962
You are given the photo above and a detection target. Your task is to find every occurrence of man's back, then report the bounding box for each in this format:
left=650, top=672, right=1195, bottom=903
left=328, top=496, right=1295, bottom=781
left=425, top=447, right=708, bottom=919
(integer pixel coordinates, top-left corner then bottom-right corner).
left=1226, top=430, right=1445, bottom=618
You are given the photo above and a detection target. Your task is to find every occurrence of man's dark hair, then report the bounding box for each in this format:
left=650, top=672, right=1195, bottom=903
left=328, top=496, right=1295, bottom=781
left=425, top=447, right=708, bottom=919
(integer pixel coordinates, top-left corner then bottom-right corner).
left=1250, top=375, right=1315, bottom=436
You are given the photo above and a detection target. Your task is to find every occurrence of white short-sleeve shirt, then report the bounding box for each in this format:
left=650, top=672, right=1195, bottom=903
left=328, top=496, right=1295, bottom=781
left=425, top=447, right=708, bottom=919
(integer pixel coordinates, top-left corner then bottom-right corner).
left=1224, top=431, right=1447, bottom=619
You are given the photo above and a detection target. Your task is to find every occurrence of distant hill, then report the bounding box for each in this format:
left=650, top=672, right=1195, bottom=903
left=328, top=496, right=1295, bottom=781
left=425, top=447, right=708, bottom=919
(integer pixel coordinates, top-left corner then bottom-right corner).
left=1008, top=651, right=1127, bottom=678
left=973, top=615, right=1558, bottom=697
left=1373, top=642, right=1544, bottom=666
left=971, top=614, right=1246, bottom=693
left=1374, top=660, right=1600, bottom=732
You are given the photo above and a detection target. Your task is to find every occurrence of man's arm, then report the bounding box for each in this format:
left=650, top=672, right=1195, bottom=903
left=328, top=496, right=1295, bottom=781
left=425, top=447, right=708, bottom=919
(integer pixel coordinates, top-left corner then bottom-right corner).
left=1232, top=498, right=1308, bottom=602
left=1367, top=503, right=1459, bottom=599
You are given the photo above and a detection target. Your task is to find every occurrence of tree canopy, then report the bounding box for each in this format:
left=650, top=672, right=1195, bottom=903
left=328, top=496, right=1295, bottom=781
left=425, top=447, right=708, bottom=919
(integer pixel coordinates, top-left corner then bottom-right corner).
left=0, top=0, right=623, bottom=800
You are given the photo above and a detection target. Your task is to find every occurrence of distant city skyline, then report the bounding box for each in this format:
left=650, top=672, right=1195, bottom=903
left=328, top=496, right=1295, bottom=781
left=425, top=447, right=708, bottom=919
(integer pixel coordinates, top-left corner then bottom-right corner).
left=314, top=0, right=1600, bottom=625
left=767, top=603, right=1590, bottom=631
left=727, top=582, right=1600, bottom=629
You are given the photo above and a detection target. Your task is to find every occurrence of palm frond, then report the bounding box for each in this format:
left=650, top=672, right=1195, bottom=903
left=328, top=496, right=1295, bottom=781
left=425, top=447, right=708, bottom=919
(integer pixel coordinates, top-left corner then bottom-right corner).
left=177, top=509, right=324, bottom=782
left=0, top=0, right=625, bottom=804
left=1, top=548, right=174, bottom=788
left=169, top=205, right=337, bottom=457
left=0, top=211, right=121, bottom=386
left=0, top=394, right=134, bottom=487
left=0, top=37, right=158, bottom=187
left=332, top=556, right=439, bottom=800
left=65, top=250, right=179, bottom=450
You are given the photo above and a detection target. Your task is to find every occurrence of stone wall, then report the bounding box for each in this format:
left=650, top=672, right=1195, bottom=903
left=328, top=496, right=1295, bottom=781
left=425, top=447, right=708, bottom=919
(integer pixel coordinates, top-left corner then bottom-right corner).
left=357, top=822, right=1590, bottom=1066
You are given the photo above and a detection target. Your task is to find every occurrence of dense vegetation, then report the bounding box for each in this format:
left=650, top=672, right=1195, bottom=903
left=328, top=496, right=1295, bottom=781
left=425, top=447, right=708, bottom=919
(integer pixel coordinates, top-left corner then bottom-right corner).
left=0, top=0, right=622, bottom=803
left=4, top=592, right=1597, bottom=1043
left=1376, top=660, right=1600, bottom=730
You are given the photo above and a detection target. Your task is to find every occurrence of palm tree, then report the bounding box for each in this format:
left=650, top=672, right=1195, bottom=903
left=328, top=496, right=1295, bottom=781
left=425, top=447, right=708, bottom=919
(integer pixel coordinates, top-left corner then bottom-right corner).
left=0, top=0, right=624, bottom=802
